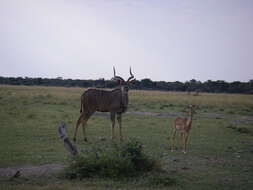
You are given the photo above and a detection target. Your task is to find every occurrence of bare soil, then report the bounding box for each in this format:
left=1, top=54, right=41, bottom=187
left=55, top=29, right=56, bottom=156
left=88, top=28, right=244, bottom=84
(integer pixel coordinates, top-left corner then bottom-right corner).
left=0, top=164, right=65, bottom=180
left=99, top=111, right=253, bottom=124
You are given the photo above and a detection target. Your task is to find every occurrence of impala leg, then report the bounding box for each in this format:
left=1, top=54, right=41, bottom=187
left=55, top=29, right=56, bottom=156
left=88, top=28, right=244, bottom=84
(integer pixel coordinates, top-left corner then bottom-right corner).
left=110, top=112, right=116, bottom=140
left=183, top=132, right=189, bottom=154
left=117, top=113, right=123, bottom=141
left=181, top=132, right=185, bottom=153
left=170, top=128, right=177, bottom=152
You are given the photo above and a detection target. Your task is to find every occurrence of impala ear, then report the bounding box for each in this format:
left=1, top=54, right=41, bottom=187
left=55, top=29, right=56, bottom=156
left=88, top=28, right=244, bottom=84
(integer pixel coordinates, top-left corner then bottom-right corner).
left=191, top=105, right=199, bottom=110
left=190, top=105, right=198, bottom=114
left=185, top=105, right=191, bottom=110
left=182, top=108, right=188, bottom=113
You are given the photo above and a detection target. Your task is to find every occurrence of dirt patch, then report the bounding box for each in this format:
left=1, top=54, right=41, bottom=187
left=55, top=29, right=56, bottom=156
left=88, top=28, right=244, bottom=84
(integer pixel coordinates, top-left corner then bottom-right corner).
left=95, top=111, right=253, bottom=124
left=163, top=154, right=228, bottom=174
left=0, top=164, right=65, bottom=179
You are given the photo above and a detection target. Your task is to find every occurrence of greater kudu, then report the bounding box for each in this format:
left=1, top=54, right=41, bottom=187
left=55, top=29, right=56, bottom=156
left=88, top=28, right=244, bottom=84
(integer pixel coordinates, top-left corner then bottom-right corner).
left=73, top=67, right=135, bottom=142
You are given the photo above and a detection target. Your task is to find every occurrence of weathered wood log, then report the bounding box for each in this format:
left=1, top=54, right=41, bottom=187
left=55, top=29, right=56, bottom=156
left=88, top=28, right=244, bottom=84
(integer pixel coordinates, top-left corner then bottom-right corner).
left=58, top=122, right=78, bottom=156
left=9, top=170, right=21, bottom=181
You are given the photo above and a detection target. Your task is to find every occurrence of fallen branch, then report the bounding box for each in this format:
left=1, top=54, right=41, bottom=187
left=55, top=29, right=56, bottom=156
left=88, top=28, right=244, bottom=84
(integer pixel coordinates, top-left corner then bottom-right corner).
left=9, top=170, right=21, bottom=181
left=58, top=122, right=78, bottom=156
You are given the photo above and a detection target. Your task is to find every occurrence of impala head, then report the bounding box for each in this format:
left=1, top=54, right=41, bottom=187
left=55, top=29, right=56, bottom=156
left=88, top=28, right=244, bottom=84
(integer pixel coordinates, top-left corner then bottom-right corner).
left=112, top=67, right=135, bottom=93
left=187, top=105, right=197, bottom=115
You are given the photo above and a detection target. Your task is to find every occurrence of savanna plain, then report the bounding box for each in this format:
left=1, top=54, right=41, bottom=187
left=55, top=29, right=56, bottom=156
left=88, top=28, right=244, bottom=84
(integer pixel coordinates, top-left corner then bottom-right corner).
left=0, top=85, right=253, bottom=190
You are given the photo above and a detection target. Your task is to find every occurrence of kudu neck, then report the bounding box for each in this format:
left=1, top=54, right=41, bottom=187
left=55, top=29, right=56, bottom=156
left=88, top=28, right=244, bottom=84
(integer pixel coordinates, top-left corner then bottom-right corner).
left=119, top=85, right=128, bottom=113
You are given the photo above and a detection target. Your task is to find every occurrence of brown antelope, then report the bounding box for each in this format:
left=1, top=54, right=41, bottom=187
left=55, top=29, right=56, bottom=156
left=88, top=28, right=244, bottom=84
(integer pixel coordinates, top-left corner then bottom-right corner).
left=193, top=90, right=200, bottom=96
left=170, top=105, right=196, bottom=153
left=73, top=67, right=135, bottom=142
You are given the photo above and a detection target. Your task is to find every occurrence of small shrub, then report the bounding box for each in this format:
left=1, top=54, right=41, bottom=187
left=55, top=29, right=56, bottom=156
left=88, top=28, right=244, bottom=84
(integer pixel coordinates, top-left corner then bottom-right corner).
left=219, top=108, right=225, bottom=112
left=226, top=125, right=236, bottom=130
left=227, top=110, right=235, bottom=114
left=159, top=104, right=169, bottom=110
left=64, top=139, right=158, bottom=179
left=26, top=113, right=36, bottom=119
left=227, top=125, right=252, bottom=135
left=237, top=127, right=251, bottom=134
left=147, top=174, right=177, bottom=187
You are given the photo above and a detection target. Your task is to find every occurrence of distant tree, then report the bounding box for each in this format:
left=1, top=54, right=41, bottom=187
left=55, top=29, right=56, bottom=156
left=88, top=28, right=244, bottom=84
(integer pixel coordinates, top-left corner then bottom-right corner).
left=140, top=78, right=154, bottom=89
left=94, top=78, right=105, bottom=88
left=185, top=79, right=202, bottom=92
left=228, top=81, right=244, bottom=93
left=248, top=80, right=253, bottom=94
left=171, top=81, right=185, bottom=91
left=0, top=76, right=253, bottom=94
left=156, top=81, right=168, bottom=90
left=203, top=80, right=229, bottom=93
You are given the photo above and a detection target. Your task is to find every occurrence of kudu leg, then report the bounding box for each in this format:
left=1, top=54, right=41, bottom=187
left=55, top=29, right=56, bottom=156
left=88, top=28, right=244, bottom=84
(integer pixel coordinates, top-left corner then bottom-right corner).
left=73, top=112, right=92, bottom=142
left=82, top=121, right=89, bottom=142
left=110, top=112, right=116, bottom=140
left=117, top=114, right=123, bottom=141
left=73, top=115, right=82, bottom=142
left=82, top=112, right=93, bottom=142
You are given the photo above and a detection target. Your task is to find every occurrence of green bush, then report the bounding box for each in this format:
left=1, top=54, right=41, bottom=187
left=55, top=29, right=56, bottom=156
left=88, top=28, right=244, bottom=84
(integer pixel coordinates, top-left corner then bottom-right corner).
left=64, top=139, right=158, bottom=179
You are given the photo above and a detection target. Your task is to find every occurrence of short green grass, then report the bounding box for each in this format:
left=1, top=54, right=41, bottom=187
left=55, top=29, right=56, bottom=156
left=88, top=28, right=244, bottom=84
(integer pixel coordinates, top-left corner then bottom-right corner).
left=0, top=85, right=253, bottom=190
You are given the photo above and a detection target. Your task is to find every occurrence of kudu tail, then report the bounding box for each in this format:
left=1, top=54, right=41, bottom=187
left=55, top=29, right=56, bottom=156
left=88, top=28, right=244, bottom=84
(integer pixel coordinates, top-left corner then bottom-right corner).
left=80, top=96, right=84, bottom=113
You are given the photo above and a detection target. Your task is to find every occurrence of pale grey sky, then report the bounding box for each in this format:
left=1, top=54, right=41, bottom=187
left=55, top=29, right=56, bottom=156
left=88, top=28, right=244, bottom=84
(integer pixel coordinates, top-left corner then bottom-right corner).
left=0, top=0, right=253, bottom=82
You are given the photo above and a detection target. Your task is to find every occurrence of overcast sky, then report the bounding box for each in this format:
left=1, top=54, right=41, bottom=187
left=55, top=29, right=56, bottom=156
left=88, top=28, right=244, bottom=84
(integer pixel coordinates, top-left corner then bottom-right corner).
left=0, top=0, right=253, bottom=82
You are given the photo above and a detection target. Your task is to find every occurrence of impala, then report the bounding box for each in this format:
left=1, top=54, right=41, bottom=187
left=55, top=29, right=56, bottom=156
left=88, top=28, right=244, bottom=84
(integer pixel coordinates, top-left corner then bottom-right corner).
left=170, top=105, right=197, bottom=153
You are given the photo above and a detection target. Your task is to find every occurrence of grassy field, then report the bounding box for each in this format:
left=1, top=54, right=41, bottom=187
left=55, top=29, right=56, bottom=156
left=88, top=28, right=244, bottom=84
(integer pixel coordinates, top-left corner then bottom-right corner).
left=0, top=85, right=253, bottom=190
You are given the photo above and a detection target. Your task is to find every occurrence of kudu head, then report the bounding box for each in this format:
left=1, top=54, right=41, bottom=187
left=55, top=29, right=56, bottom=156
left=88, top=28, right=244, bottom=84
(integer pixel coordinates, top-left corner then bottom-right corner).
left=112, top=67, right=135, bottom=92
left=112, top=67, right=135, bottom=111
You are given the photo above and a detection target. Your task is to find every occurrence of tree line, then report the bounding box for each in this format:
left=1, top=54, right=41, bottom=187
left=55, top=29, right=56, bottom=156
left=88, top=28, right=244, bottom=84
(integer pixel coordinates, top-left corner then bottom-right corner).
left=0, top=76, right=253, bottom=94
